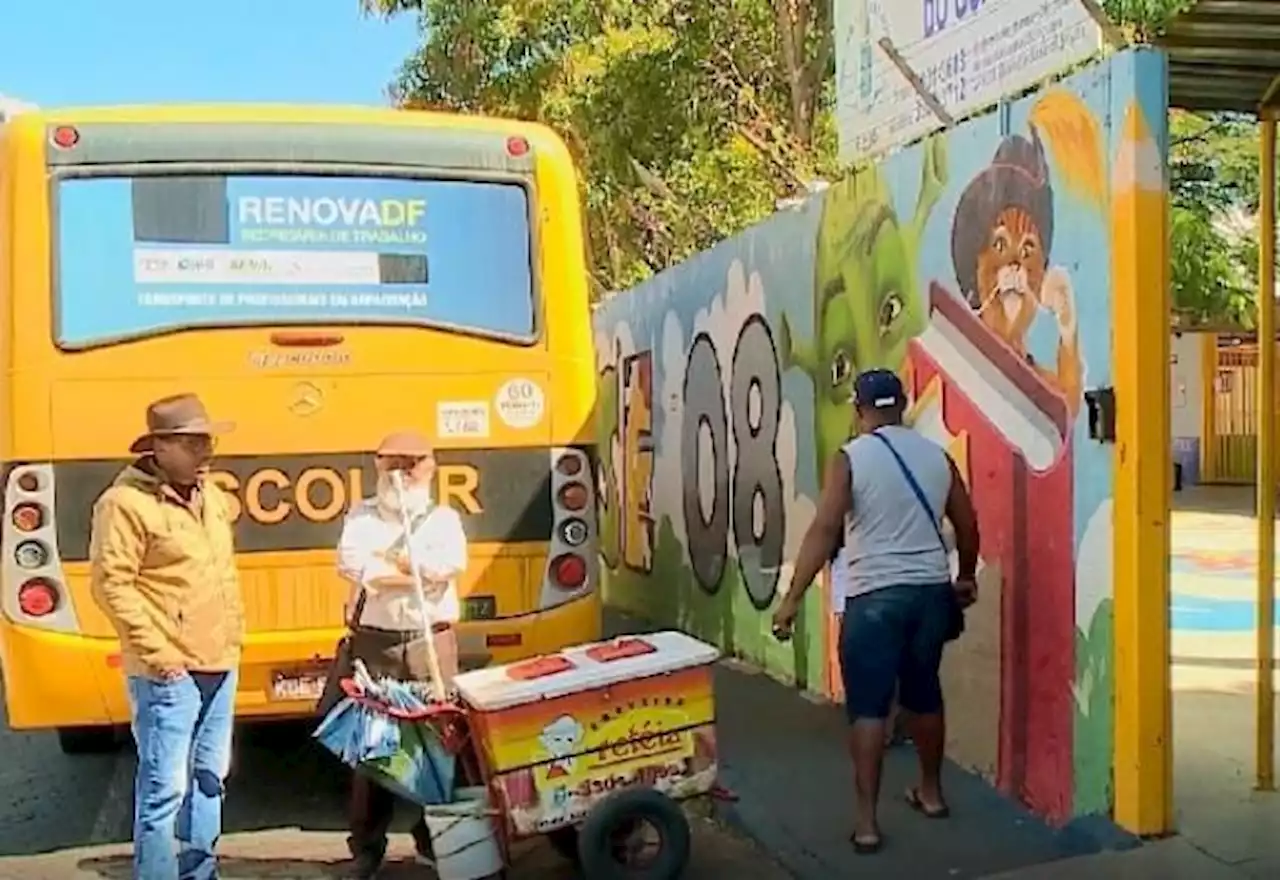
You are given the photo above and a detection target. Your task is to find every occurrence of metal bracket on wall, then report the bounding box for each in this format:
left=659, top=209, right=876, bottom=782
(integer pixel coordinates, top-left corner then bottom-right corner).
left=1084, top=386, right=1117, bottom=443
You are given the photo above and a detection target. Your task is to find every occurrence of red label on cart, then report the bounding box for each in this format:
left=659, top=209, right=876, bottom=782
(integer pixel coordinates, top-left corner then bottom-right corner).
left=506, top=654, right=575, bottom=680
left=585, top=638, right=656, bottom=663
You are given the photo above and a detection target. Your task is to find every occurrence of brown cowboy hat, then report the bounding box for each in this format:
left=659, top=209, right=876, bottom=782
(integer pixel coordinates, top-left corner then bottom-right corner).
left=130, top=393, right=235, bottom=454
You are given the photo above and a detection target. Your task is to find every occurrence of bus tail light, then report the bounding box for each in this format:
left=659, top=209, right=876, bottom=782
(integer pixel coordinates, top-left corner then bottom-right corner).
left=540, top=447, right=598, bottom=609
left=555, top=454, right=582, bottom=477
left=506, top=136, right=530, bottom=157
left=15, top=540, right=50, bottom=570
left=550, top=554, right=587, bottom=590
left=11, top=502, right=44, bottom=532
left=559, top=518, right=589, bottom=547
left=17, top=579, right=59, bottom=617
left=557, top=483, right=588, bottom=512
left=3, top=464, right=76, bottom=632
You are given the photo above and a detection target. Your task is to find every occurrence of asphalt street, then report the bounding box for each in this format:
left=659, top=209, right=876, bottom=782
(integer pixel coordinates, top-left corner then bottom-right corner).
left=0, top=679, right=788, bottom=878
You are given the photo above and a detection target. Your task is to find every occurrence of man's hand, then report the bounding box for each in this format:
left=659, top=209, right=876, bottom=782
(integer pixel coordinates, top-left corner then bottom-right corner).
left=953, top=577, right=978, bottom=609
left=771, top=595, right=801, bottom=640
left=153, top=666, right=187, bottom=683
left=394, top=551, right=413, bottom=576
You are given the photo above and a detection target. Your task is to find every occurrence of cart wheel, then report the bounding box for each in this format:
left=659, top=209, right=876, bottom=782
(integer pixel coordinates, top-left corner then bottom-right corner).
left=577, top=789, right=691, bottom=879
left=546, top=825, right=580, bottom=862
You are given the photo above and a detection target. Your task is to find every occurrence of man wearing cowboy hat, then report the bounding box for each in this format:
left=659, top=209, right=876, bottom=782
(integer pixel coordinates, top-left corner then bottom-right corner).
left=89, top=393, right=243, bottom=880
left=329, top=430, right=470, bottom=878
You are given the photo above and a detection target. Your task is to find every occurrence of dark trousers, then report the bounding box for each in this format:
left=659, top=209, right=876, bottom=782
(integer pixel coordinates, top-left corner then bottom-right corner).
left=340, top=623, right=459, bottom=863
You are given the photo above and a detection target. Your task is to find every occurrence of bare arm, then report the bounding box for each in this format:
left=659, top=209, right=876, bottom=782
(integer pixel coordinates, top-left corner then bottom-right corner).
left=783, top=451, right=852, bottom=608
left=943, top=456, right=980, bottom=581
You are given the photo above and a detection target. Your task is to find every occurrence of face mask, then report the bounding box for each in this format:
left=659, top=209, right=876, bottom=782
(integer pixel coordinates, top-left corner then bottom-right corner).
left=377, top=477, right=432, bottom=517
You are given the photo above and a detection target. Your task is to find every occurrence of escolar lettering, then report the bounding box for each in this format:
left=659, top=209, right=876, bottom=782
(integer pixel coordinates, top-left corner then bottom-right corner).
left=207, top=463, right=481, bottom=525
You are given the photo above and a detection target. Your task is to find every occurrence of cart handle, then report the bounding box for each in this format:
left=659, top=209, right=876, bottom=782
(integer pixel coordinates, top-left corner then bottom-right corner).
left=338, top=678, right=468, bottom=722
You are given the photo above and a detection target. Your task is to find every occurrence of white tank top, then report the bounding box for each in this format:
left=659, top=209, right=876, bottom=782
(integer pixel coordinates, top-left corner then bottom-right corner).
left=840, top=426, right=953, bottom=600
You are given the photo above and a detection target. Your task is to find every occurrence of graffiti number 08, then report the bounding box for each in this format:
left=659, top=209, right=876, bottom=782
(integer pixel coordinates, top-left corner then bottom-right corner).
left=682, top=315, right=785, bottom=609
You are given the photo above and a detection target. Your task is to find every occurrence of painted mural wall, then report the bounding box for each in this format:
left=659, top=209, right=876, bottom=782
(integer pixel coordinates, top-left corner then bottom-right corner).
left=594, top=48, right=1167, bottom=823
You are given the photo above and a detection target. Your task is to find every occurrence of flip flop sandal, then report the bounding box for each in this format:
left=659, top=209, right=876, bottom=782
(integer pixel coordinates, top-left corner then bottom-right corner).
left=849, top=833, right=884, bottom=855
left=905, top=787, right=951, bottom=819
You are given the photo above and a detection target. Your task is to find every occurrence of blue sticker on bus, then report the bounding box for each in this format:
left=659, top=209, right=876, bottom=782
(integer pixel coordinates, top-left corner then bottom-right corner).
left=55, top=174, right=535, bottom=346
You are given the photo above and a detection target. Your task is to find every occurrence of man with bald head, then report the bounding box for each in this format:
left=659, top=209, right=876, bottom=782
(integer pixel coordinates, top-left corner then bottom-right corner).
left=332, top=430, right=468, bottom=878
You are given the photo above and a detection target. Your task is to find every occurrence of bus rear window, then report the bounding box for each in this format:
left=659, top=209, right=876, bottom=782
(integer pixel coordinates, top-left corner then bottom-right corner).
left=54, top=173, right=535, bottom=347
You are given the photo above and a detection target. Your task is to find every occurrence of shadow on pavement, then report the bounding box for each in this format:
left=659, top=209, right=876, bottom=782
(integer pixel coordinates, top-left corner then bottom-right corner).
left=710, top=662, right=1128, bottom=880
left=0, top=683, right=124, bottom=857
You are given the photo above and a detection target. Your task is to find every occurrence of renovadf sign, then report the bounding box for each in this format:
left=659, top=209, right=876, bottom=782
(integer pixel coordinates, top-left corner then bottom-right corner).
left=834, top=0, right=1103, bottom=164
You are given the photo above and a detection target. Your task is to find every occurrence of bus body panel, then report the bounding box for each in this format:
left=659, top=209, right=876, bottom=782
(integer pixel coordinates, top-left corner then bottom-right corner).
left=0, top=105, right=599, bottom=732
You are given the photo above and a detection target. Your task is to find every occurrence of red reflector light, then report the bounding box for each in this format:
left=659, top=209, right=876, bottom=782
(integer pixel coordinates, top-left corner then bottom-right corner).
left=18, top=579, right=58, bottom=617
left=11, top=503, right=44, bottom=532
left=16, top=472, right=39, bottom=493
left=557, top=483, right=588, bottom=512
left=506, top=136, right=530, bottom=157
left=485, top=633, right=522, bottom=648
left=551, top=553, right=587, bottom=589
left=106, top=653, right=123, bottom=669
left=51, top=126, right=80, bottom=149
left=556, top=455, right=583, bottom=477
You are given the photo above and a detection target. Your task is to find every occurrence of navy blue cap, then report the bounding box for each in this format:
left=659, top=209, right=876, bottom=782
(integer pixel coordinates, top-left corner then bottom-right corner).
left=853, top=369, right=906, bottom=409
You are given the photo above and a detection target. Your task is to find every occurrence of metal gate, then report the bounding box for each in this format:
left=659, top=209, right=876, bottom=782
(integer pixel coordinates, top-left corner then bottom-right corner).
left=1202, top=336, right=1280, bottom=483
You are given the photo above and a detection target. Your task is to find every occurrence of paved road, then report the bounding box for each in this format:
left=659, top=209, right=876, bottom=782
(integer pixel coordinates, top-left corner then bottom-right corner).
left=0, top=682, right=787, bottom=878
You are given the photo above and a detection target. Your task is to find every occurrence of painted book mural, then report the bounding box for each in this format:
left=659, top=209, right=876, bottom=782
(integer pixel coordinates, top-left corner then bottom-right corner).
left=594, top=49, right=1167, bottom=822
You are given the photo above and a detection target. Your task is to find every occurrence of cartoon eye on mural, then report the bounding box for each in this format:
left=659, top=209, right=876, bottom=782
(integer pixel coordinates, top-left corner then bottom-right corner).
left=778, top=135, right=947, bottom=470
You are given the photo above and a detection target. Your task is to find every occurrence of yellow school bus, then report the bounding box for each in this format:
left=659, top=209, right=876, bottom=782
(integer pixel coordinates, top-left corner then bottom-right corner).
left=0, top=105, right=601, bottom=753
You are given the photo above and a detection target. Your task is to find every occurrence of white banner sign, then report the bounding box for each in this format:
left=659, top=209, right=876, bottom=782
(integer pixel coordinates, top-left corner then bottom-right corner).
left=834, top=0, right=1103, bottom=164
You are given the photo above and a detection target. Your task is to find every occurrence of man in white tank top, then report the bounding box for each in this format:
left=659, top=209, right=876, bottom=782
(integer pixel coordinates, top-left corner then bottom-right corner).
left=773, top=369, right=980, bottom=854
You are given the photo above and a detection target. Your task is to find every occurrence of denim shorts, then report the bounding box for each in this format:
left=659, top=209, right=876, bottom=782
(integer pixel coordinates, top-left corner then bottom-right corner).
left=839, top=583, right=953, bottom=723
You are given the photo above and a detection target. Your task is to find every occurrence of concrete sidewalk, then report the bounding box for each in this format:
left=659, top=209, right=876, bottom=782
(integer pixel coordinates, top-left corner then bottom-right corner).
left=986, top=837, right=1269, bottom=879
left=709, top=660, right=1131, bottom=880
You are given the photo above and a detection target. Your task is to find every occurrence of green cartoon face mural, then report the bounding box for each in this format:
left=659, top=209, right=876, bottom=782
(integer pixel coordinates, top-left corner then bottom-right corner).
left=779, top=136, right=947, bottom=467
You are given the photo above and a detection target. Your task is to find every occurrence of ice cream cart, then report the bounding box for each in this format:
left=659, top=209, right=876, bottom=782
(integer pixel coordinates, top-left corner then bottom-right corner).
left=453, top=630, right=721, bottom=878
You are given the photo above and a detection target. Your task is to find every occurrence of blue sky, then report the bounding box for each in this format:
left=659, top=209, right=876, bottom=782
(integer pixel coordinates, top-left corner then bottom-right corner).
left=0, top=0, right=420, bottom=107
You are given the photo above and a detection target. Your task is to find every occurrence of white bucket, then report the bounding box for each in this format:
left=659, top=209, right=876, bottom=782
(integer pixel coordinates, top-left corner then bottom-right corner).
left=422, top=786, right=503, bottom=880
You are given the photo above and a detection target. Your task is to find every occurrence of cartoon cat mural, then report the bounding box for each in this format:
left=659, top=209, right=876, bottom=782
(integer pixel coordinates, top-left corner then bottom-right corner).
left=777, top=136, right=948, bottom=468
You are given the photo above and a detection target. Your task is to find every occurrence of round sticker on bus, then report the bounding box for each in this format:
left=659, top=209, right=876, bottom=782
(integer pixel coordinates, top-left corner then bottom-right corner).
left=495, top=378, right=545, bottom=429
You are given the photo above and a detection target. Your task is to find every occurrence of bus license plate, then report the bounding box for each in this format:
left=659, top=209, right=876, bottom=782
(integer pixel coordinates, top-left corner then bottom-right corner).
left=270, top=666, right=328, bottom=702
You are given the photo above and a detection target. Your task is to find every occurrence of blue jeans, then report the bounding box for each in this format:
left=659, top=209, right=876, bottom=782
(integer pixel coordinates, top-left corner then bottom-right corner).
left=127, top=670, right=236, bottom=880
left=839, top=583, right=953, bottom=722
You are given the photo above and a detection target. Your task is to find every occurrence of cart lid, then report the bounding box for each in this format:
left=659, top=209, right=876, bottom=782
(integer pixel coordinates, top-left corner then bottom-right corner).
left=454, top=631, right=720, bottom=711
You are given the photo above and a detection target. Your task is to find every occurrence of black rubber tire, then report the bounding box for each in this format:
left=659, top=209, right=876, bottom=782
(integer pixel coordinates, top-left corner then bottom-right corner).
left=577, top=788, right=691, bottom=880
left=545, top=825, right=581, bottom=862
left=57, top=726, right=122, bottom=755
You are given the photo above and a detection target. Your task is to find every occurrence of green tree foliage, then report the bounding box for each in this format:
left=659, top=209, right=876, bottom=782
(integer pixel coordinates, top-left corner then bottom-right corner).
left=361, top=0, right=837, bottom=297
left=370, top=0, right=1263, bottom=323
left=1168, top=111, right=1261, bottom=328
left=1104, top=0, right=1262, bottom=328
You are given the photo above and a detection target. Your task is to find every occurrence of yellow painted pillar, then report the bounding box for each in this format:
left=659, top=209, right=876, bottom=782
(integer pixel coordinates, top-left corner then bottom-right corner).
left=1256, top=113, right=1276, bottom=792
left=1201, top=332, right=1217, bottom=482
left=1111, top=96, right=1173, bottom=834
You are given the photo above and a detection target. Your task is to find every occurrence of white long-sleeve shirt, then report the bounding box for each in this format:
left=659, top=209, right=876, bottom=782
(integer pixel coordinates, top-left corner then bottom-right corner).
left=336, top=498, right=467, bottom=630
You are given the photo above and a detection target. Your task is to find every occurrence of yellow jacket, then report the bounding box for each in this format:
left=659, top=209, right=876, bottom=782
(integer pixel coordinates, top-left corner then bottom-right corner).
left=89, top=461, right=244, bottom=678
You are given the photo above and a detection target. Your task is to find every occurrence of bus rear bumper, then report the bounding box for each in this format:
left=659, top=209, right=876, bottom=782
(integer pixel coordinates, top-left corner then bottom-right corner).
left=2, top=592, right=602, bottom=730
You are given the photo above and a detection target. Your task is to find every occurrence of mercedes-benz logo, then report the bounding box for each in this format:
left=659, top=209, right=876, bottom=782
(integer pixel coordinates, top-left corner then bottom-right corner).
left=289, top=382, right=323, bottom=417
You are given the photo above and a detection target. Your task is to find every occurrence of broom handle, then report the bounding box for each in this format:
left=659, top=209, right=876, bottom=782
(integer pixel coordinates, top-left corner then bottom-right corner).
left=390, top=471, right=447, bottom=697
